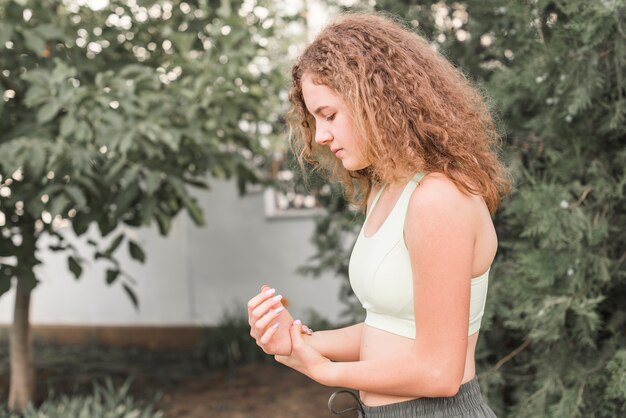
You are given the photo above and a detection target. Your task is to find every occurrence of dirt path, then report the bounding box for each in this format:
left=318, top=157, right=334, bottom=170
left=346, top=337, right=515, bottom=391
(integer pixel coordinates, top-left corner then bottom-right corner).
left=159, top=363, right=360, bottom=418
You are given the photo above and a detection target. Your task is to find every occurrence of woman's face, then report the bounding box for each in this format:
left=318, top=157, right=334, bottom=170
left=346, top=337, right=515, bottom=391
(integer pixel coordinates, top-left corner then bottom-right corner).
left=301, top=74, right=370, bottom=171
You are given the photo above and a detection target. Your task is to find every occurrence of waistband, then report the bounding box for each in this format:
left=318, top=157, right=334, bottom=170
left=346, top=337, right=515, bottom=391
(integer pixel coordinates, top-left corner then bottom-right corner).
left=328, top=377, right=484, bottom=418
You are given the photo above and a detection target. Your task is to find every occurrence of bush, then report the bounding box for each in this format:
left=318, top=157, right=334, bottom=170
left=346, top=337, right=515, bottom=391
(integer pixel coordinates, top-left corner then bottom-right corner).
left=0, top=378, right=162, bottom=418
left=199, top=306, right=271, bottom=372
left=198, top=305, right=337, bottom=371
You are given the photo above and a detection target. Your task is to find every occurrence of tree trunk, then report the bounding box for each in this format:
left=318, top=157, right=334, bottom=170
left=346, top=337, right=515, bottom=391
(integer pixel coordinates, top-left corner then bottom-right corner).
left=8, top=277, right=35, bottom=410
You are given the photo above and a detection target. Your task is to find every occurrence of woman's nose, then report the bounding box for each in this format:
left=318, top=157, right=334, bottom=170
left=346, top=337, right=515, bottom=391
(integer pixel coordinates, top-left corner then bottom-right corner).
left=315, top=128, right=332, bottom=145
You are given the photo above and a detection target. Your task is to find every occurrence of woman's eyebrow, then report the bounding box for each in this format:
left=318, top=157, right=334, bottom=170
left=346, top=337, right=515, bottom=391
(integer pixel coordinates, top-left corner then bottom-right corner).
left=313, top=105, right=329, bottom=115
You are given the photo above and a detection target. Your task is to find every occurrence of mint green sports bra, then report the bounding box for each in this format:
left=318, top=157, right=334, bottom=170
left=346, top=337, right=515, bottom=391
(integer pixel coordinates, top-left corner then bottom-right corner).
left=348, top=173, right=490, bottom=338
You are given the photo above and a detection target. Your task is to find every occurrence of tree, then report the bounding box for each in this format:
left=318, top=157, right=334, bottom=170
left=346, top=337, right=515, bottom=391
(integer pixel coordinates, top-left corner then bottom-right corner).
left=301, top=0, right=626, bottom=416
left=0, top=0, right=289, bottom=409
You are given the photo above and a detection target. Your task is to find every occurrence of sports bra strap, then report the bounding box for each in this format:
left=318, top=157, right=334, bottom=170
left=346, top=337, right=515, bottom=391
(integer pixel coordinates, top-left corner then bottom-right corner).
left=367, top=173, right=425, bottom=218
left=367, top=185, right=386, bottom=217
left=412, top=172, right=426, bottom=183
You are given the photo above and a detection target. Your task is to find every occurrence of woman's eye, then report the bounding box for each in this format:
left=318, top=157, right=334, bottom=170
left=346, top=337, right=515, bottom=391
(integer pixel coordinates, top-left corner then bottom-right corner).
left=325, top=114, right=336, bottom=122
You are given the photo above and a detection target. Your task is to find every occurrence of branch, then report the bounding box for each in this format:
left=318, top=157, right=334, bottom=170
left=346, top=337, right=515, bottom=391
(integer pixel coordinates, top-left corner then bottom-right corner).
left=480, top=339, right=530, bottom=377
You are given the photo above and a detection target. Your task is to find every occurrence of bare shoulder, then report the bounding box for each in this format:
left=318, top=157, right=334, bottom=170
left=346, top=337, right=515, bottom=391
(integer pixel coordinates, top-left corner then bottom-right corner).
left=409, top=173, right=477, bottom=217
left=403, top=173, right=487, bottom=247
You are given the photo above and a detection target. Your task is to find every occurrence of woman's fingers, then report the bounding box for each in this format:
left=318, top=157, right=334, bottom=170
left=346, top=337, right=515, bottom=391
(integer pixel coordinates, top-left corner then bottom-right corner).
left=255, top=304, right=285, bottom=332
left=247, top=287, right=276, bottom=315
left=247, top=288, right=283, bottom=332
left=290, top=319, right=304, bottom=349
left=260, top=322, right=280, bottom=345
left=252, top=294, right=282, bottom=325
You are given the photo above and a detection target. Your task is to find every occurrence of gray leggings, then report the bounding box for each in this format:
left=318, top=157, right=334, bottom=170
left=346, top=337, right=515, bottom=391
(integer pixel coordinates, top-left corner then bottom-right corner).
left=328, top=377, right=497, bottom=418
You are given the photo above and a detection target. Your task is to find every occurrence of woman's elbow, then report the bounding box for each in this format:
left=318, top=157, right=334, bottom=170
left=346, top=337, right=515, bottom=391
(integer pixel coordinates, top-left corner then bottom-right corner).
left=438, top=380, right=463, bottom=397
left=425, top=366, right=465, bottom=397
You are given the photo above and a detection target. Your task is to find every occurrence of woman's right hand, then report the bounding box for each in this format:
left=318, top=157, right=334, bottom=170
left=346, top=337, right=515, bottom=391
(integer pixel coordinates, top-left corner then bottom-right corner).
left=247, top=285, right=312, bottom=356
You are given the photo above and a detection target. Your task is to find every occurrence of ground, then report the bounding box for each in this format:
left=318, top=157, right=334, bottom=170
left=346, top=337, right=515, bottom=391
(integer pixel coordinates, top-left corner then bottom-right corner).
left=159, top=363, right=360, bottom=418
left=0, top=342, right=361, bottom=418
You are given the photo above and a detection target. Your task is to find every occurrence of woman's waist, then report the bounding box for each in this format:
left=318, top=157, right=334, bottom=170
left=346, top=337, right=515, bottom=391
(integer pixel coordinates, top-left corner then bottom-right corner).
left=358, top=323, right=478, bottom=407
left=359, top=324, right=421, bottom=406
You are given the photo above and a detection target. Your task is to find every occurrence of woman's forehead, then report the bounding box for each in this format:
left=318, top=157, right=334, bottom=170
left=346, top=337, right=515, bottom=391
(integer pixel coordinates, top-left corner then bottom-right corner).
left=302, top=76, right=341, bottom=107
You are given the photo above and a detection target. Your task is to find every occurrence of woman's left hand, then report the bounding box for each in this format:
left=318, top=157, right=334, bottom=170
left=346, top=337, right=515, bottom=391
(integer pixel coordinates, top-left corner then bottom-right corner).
left=274, top=320, right=334, bottom=385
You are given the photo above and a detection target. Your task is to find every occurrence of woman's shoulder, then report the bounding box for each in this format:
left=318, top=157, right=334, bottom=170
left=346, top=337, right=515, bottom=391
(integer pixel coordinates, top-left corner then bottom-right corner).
left=408, top=173, right=481, bottom=221
left=415, top=172, right=473, bottom=201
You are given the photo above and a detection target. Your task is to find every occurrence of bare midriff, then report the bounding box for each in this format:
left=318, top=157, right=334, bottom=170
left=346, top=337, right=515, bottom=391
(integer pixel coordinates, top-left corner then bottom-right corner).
left=358, top=325, right=479, bottom=407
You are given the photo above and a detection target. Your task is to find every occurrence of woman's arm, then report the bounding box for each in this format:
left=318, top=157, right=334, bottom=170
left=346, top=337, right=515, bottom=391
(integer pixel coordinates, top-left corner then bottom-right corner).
left=277, top=176, right=476, bottom=398
left=302, top=323, right=363, bottom=362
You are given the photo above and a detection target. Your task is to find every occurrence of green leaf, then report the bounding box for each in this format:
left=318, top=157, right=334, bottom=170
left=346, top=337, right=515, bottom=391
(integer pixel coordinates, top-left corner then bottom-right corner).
left=119, top=132, right=133, bottom=155
left=155, top=211, right=171, bottom=235
left=37, top=101, right=61, bottom=124
left=75, top=176, right=100, bottom=197
left=71, top=214, right=91, bottom=236
left=64, top=185, right=87, bottom=208
left=22, top=28, right=46, bottom=55
left=68, top=256, right=82, bottom=279
left=123, top=284, right=139, bottom=309
left=114, top=182, right=139, bottom=216
left=128, top=240, right=146, bottom=263
left=183, top=177, right=209, bottom=189
left=24, top=144, right=46, bottom=179
left=105, top=234, right=124, bottom=256
left=170, top=32, right=196, bottom=55
left=184, top=198, right=205, bottom=226
left=139, top=196, right=157, bottom=225
left=104, top=159, right=127, bottom=184
left=106, top=269, right=120, bottom=285
left=97, top=216, right=117, bottom=237
left=218, top=0, right=232, bottom=18
left=142, top=171, right=162, bottom=195
left=49, top=194, right=70, bottom=217
left=33, top=23, right=65, bottom=41
left=60, top=115, right=76, bottom=137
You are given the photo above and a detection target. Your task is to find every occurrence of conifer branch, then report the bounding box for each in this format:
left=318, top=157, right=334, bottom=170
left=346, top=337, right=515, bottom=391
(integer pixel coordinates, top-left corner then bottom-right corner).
left=526, top=2, right=545, bottom=45
left=480, top=339, right=530, bottom=377
left=577, top=382, right=585, bottom=408
left=574, top=187, right=593, bottom=207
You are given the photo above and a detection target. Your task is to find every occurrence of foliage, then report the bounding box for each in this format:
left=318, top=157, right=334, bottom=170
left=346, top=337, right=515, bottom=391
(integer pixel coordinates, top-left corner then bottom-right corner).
left=0, top=378, right=162, bottom=418
left=0, top=0, right=288, bottom=300
left=0, top=0, right=295, bottom=407
left=198, top=305, right=336, bottom=371
left=301, top=0, right=626, bottom=417
left=199, top=306, right=272, bottom=371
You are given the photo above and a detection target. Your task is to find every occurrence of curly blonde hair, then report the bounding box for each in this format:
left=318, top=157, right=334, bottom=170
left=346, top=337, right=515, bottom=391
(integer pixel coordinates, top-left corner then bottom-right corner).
left=287, top=12, right=510, bottom=213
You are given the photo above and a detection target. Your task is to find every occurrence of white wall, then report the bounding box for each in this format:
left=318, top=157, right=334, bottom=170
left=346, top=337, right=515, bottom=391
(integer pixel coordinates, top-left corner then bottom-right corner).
left=0, top=179, right=346, bottom=326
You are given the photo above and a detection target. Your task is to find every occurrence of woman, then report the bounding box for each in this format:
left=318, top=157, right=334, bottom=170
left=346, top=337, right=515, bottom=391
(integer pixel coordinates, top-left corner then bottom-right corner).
left=247, top=12, right=509, bottom=418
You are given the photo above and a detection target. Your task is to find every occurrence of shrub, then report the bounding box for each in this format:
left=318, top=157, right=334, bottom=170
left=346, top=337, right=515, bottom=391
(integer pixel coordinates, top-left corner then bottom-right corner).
left=0, top=378, right=162, bottom=418
left=199, top=305, right=336, bottom=371
left=199, top=306, right=272, bottom=371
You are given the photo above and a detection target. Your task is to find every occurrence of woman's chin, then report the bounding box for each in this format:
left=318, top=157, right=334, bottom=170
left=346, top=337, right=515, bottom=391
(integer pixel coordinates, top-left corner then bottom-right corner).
left=342, top=161, right=371, bottom=171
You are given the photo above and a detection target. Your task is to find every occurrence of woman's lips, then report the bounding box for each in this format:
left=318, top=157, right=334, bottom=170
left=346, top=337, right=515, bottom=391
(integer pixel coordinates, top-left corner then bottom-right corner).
left=333, top=149, right=343, bottom=157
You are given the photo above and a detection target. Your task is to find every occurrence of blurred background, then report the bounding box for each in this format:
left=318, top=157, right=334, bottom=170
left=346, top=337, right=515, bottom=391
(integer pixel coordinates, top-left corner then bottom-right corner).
left=0, top=0, right=624, bottom=417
